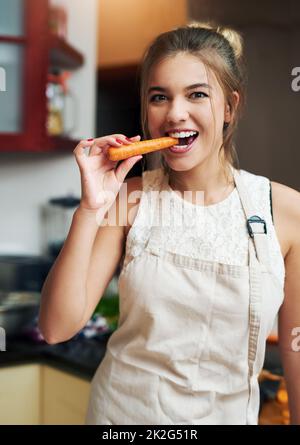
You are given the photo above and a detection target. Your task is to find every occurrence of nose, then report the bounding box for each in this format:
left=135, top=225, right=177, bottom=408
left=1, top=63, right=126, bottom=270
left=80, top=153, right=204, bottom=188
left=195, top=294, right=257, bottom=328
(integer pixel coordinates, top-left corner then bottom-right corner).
left=166, top=98, right=189, bottom=124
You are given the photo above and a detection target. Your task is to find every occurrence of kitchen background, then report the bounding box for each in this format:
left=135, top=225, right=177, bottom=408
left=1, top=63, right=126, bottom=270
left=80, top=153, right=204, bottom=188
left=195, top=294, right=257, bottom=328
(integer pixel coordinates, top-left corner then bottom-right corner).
left=0, top=0, right=299, bottom=425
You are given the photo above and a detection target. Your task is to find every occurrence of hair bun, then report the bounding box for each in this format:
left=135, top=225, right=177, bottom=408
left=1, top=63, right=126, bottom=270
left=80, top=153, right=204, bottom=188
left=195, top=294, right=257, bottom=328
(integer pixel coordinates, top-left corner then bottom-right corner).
left=187, top=21, right=243, bottom=60
left=217, top=27, right=243, bottom=59
left=187, top=21, right=214, bottom=30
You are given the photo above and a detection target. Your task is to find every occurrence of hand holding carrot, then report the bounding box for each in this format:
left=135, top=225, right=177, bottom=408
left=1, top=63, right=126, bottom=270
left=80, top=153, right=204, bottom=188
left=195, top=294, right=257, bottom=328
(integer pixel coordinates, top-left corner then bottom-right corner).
left=73, top=134, right=142, bottom=212
left=107, top=137, right=178, bottom=161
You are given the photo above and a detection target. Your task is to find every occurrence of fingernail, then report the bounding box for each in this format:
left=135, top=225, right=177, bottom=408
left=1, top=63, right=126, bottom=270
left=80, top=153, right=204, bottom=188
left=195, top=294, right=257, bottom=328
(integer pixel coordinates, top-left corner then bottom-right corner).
left=87, top=138, right=94, bottom=141
left=116, top=138, right=123, bottom=144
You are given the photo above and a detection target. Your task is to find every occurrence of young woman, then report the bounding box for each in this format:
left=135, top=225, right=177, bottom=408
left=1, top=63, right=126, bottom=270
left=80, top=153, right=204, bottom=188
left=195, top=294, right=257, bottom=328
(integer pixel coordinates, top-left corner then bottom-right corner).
left=39, top=23, right=300, bottom=425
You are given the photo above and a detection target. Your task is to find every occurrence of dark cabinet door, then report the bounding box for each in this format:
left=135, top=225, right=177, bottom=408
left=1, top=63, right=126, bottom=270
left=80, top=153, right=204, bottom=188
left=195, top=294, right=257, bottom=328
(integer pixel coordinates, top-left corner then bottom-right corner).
left=0, top=0, right=49, bottom=151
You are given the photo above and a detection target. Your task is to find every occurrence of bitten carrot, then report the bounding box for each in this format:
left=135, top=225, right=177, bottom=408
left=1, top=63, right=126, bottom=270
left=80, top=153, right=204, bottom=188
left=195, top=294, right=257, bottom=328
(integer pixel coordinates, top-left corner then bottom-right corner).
left=107, top=137, right=179, bottom=161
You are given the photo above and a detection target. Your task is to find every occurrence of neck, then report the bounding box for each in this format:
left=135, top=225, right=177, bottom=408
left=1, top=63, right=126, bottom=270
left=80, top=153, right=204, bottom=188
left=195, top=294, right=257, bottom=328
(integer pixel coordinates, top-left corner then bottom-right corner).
left=168, top=154, right=235, bottom=206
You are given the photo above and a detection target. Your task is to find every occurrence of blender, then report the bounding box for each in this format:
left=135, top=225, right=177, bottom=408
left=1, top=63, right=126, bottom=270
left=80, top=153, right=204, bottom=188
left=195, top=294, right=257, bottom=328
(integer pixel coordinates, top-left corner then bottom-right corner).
left=42, top=194, right=80, bottom=259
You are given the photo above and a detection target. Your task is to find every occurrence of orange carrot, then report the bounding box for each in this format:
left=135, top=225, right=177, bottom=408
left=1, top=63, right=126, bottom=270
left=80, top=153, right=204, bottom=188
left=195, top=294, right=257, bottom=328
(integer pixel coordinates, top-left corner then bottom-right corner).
left=107, top=137, right=179, bottom=161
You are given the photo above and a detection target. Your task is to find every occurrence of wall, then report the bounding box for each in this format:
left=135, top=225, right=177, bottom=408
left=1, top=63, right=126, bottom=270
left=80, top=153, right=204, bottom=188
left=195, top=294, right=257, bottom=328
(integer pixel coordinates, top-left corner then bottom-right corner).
left=0, top=0, right=98, bottom=256
left=49, top=0, right=98, bottom=140
left=98, top=0, right=187, bottom=67
left=188, top=0, right=300, bottom=27
left=236, top=25, right=300, bottom=189
left=0, top=153, right=80, bottom=255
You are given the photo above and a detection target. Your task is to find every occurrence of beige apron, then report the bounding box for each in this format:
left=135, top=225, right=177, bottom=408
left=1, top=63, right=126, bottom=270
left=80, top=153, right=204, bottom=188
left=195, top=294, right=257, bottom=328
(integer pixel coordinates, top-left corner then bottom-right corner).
left=86, top=167, right=284, bottom=425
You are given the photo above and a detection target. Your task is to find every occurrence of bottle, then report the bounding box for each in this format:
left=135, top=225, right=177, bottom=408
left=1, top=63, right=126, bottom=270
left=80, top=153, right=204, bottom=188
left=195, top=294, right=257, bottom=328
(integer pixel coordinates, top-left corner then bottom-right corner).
left=46, top=72, right=64, bottom=136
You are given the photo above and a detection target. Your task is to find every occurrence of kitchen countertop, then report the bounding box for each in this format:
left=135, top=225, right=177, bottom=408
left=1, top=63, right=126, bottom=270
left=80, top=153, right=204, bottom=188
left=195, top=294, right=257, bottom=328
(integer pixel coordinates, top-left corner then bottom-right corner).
left=0, top=334, right=287, bottom=423
left=0, top=333, right=283, bottom=383
left=0, top=332, right=112, bottom=381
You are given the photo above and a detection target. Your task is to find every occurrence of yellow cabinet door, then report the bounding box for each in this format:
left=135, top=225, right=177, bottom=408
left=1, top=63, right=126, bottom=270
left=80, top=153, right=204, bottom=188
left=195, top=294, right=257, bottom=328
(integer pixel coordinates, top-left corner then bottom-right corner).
left=0, top=364, right=41, bottom=425
left=42, top=366, right=91, bottom=425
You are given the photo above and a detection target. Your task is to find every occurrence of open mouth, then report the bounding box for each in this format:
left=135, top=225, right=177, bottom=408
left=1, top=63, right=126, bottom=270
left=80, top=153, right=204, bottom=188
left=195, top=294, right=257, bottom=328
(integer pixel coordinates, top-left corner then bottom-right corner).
left=165, top=130, right=199, bottom=153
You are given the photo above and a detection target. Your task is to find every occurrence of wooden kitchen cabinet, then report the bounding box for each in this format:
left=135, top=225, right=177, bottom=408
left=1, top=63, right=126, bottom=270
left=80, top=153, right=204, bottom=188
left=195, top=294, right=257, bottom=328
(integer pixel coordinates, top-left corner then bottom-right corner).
left=42, top=366, right=90, bottom=425
left=0, top=0, right=84, bottom=152
left=98, top=0, right=187, bottom=68
left=0, top=364, right=41, bottom=425
left=0, top=364, right=91, bottom=425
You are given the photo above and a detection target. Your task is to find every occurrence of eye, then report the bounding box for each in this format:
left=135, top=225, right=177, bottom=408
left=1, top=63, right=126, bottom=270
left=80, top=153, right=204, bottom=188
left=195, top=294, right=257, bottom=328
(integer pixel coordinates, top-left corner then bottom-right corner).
left=190, top=92, right=208, bottom=99
left=149, top=94, right=167, bottom=103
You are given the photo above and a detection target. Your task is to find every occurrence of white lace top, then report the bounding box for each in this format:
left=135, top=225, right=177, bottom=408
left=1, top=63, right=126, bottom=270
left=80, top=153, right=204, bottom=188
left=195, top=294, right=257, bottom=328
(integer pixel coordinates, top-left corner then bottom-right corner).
left=122, top=167, right=285, bottom=288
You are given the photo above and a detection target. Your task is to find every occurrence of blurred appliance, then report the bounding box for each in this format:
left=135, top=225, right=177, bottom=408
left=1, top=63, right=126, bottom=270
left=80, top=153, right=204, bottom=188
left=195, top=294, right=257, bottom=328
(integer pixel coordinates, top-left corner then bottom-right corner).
left=0, top=291, right=40, bottom=338
left=42, top=195, right=80, bottom=259
left=0, top=255, right=53, bottom=293
left=0, top=256, right=53, bottom=338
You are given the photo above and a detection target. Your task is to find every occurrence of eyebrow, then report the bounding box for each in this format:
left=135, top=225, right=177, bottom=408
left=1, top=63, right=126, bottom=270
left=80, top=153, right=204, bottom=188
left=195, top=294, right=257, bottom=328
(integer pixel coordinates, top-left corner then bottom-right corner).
left=147, top=83, right=212, bottom=94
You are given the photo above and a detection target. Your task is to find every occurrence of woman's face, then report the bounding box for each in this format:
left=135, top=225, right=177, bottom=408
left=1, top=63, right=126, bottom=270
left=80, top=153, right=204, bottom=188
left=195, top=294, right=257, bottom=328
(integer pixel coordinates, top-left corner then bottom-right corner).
left=147, top=52, right=232, bottom=171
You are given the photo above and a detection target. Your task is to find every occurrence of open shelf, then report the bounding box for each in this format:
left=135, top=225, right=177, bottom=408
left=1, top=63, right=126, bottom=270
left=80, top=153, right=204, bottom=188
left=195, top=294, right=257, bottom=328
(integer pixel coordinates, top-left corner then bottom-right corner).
left=49, top=34, right=84, bottom=70
left=44, top=135, right=80, bottom=151
left=0, top=2, right=85, bottom=153
left=0, top=134, right=79, bottom=153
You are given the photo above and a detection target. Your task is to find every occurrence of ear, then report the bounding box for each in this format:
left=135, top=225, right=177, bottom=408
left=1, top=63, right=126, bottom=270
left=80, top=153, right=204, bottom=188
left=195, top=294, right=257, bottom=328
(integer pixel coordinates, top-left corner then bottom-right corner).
left=224, top=91, right=240, bottom=123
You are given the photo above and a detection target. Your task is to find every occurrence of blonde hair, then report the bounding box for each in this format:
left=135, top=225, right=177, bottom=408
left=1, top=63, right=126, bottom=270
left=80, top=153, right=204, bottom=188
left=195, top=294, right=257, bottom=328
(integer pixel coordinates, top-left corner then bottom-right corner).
left=139, top=21, right=247, bottom=178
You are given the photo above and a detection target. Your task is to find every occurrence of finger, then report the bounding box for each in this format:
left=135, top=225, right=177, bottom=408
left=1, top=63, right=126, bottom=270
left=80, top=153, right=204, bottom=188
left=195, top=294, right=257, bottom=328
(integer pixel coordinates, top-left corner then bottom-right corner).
left=128, top=135, right=141, bottom=141
left=112, top=135, right=133, bottom=146
left=98, top=137, right=129, bottom=156
left=73, top=139, right=95, bottom=157
left=115, top=155, right=143, bottom=184
left=83, top=138, right=122, bottom=163
left=93, top=135, right=132, bottom=147
left=89, top=143, right=103, bottom=156
left=110, top=134, right=141, bottom=145
left=93, top=137, right=131, bottom=161
left=100, top=135, right=141, bottom=155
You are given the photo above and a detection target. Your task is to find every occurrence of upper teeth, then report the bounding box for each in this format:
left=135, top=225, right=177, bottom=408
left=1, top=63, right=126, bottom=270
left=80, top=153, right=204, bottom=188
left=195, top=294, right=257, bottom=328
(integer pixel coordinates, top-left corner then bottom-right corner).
left=168, top=131, right=198, bottom=138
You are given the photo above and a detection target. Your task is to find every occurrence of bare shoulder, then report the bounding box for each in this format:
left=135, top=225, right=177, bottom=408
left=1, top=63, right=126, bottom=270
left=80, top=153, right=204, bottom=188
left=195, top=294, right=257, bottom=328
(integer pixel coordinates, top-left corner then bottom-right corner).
left=123, top=175, right=143, bottom=237
left=271, top=181, right=300, bottom=258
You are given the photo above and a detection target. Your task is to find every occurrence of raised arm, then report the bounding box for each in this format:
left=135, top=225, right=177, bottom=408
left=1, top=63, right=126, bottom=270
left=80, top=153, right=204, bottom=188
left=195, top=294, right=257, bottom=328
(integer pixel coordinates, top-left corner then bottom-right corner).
left=38, top=135, right=142, bottom=344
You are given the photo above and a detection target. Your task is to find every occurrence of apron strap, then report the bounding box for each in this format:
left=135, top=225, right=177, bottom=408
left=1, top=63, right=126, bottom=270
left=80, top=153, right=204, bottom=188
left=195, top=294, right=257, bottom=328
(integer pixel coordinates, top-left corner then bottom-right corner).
left=246, top=239, right=263, bottom=423
left=248, top=240, right=262, bottom=376
left=232, top=167, right=269, bottom=423
left=232, top=167, right=271, bottom=270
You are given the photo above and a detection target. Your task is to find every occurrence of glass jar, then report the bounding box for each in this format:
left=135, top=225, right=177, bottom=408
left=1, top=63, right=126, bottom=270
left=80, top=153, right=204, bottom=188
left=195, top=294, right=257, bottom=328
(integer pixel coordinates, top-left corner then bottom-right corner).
left=46, top=71, right=76, bottom=136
